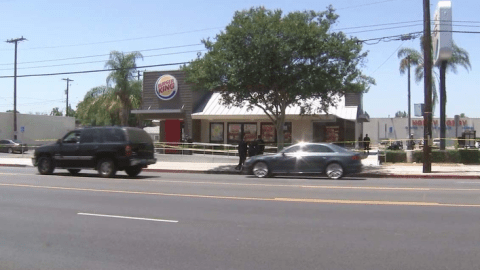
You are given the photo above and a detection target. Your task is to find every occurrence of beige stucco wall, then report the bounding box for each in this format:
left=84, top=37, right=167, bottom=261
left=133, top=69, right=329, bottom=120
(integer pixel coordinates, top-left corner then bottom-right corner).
left=0, top=113, right=75, bottom=145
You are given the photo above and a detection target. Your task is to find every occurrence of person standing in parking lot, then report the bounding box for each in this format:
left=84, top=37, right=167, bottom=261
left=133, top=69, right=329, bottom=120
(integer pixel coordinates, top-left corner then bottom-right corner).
left=255, top=135, right=265, bottom=155
left=363, top=134, right=371, bottom=154
left=236, top=135, right=248, bottom=170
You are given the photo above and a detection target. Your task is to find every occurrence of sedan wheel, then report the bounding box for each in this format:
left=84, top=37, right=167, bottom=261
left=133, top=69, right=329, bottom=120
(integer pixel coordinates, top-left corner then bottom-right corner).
left=97, top=158, right=117, bottom=178
left=253, top=161, right=270, bottom=178
left=326, top=163, right=344, bottom=179
left=38, top=157, right=55, bottom=175
left=7, top=148, right=13, bottom=154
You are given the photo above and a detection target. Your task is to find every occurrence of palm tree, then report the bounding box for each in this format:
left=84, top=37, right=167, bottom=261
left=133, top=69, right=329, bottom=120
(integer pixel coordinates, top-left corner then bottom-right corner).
left=105, top=51, right=143, bottom=126
left=398, top=39, right=471, bottom=113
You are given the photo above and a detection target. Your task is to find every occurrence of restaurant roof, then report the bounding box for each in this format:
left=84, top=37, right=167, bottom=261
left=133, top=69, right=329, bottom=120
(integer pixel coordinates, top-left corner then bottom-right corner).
left=192, top=92, right=358, bottom=120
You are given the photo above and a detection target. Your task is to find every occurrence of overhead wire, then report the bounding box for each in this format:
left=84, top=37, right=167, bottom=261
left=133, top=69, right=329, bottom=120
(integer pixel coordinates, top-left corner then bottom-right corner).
left=0, top=49, right=206, bottom=71
left=0, top=43, right=203, bottom=66
left=0, top=27, right=222, bottom=51
left=0, top=62, right=190, bottom=79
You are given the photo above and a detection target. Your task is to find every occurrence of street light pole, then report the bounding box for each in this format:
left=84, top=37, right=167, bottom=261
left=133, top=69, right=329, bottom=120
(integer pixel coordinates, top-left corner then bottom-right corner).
left=6, top=36, right=27, bottom=140
left=62, top=78, right=74, bottom=116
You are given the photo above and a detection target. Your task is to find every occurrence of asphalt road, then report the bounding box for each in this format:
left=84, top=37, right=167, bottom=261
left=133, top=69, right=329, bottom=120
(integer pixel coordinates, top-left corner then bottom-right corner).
left=1, top=167, right=480, bottom=270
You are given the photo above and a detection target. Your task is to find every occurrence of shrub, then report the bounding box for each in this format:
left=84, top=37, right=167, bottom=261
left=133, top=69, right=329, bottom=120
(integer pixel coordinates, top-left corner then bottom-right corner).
left=459, top=149, right=480, bottom=164
left=410, top=149, right=471, bottom=163
left=386, top=151, right=406, bottom=163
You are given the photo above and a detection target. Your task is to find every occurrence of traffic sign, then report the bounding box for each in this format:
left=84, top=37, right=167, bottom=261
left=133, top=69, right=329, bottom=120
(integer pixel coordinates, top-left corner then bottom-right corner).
left=20, top=126, right=25, bottom=133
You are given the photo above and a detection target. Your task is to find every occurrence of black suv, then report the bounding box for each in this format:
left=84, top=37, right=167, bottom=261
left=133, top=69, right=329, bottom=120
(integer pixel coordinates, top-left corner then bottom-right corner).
left=33, top=126, right=157, bottom=177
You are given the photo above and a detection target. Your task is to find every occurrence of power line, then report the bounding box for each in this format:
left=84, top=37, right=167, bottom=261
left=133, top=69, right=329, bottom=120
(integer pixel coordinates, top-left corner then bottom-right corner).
left=336, top=0, right=401, bottom=10
left=345, top=24, right=422, bottom=34
left=335, top=20, right=422, bottom=31
left=0, top=49, right=206, bottom=71
left=370, top=41, right=406, bottom=75
left=0, top=27, right=221, bottom=51
left=0, top=99, right=64, bottom=107
left=0, top=43, right=203, bottom=66
left=358, top=29, right=480, bottom=45
left=345, top=23, right=480, bottom=35
left=0, top=62, right=189, bottom=79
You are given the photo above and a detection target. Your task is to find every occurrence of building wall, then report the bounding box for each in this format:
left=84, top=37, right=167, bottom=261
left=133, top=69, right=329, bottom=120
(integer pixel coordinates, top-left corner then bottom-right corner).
left=195, top=117, right=356, bottom=146
left=0, top=113, right=75, bottom=145
left=364, top=117, right=478, bottom=146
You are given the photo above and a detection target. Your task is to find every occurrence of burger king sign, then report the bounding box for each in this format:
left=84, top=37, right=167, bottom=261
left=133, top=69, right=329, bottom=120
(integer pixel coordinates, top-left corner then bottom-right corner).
left=154, top=74, right=178, bottom=101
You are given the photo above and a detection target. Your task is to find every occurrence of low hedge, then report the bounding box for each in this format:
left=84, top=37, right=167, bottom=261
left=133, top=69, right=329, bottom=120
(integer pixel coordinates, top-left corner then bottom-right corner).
left=385, top=149, right=480, bottom=164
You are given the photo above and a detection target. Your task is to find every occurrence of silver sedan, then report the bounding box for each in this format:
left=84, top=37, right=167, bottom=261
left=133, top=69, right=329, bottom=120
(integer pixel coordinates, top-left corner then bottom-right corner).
left=243, top=142, right=362, bottom=179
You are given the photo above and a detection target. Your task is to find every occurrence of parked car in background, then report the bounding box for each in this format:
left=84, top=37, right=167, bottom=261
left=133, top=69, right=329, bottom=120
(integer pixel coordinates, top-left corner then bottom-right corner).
left=32, top=126, right=156, bottom=178
left=0, top=139, right=28, bottom=153
left=242, top=142, right=362, bottom=179
left=387, top=140, right=403, bottom=150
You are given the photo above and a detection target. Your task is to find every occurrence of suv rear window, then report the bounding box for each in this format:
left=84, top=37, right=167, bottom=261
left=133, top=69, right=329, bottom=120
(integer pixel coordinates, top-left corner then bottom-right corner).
left=126, top=128, right=153, bottom=144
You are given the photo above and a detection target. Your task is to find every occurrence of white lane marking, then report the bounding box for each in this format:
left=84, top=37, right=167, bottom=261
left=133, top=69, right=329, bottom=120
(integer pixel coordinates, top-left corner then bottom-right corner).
left=457, top=182, right=480, bottom=184
left=77, top=213, right=178, bottom=223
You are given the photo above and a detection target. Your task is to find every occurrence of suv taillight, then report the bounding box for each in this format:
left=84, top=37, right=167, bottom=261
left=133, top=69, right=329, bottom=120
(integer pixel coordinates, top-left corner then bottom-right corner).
left=125, top=145, right=132, bottom=156
left=351, top=155, right=360, bottom=161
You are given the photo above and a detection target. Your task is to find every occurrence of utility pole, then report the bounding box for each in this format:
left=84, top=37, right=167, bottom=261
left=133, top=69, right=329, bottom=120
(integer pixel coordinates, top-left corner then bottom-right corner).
left=136, top=70, right=142, bottom=80
left=407, top=55, right=412, bottom=149
left=423, top=0, right=433, bottom=173
left=62, top=78, right=74, bottom=117
left=6, top=36, right=27, bottom=140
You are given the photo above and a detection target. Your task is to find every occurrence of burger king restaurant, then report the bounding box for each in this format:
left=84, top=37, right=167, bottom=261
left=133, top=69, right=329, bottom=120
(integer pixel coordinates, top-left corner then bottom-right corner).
left=131, top=70, right=369, bottom=146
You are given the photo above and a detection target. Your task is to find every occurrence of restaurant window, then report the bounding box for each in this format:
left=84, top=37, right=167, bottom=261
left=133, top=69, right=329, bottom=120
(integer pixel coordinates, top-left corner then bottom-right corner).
left=210, top=122, right=224, bottom=143
left=227, top=123, right=257, bottom=144
left=260, top=122, right=292, bottom=144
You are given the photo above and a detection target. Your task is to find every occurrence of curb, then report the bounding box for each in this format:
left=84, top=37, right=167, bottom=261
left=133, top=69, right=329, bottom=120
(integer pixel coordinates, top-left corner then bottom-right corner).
left=144, top=168, right=241, bottom=175
left=2, top=163, right=479, bottom=179
left=355, top=173, right=480, bottom=179
left=0, top=164, right=28, bottom=168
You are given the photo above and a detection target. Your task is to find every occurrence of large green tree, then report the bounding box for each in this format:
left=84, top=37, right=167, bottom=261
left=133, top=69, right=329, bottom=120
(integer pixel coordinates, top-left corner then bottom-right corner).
left=398, top=39, right=471, bottom=113
left=105, top=51, right=143, bottom=126
left=182, top=6, right=374, bottom=149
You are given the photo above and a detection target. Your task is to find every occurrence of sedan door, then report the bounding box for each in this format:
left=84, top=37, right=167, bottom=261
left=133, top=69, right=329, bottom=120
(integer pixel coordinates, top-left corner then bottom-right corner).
left=297, top=144, right=334, bottom=173
left=269, top=145, right=301, bottom=173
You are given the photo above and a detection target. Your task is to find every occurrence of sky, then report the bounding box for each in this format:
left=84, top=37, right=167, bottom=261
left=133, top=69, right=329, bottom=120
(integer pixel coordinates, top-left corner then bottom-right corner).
left=0, top=0, right=478, bottom=118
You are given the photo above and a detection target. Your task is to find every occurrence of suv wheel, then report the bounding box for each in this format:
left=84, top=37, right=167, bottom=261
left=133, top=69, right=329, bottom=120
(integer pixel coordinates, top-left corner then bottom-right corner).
left=97, top=158, right=117, bottom=178
left=38, top=156, right=55, bottom=175
left=125, top=165, right=143, bottom=177
left=68, top=169, right=81, bottom=175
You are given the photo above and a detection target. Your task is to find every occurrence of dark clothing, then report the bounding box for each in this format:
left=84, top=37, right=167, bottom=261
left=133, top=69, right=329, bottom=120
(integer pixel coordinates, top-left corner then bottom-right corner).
left=363, top=136, right=371, bottom=152
left=236, top=140, right=248, bottom=169
left=255, top=138, right=265, bottom=155
left=248, top=141, right=258, bottom=157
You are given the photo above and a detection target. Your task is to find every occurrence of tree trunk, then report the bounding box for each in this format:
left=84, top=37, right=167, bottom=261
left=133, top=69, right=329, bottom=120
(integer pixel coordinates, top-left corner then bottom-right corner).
left=275, top=107, right=286, bottom=152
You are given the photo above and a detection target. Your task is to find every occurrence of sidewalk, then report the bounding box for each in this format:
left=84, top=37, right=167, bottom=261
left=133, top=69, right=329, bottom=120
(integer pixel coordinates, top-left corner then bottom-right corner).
left=1, top=152, right=480, bottom=179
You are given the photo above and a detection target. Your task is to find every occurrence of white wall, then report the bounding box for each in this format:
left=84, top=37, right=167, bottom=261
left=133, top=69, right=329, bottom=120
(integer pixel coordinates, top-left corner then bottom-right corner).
left=0, top=113, right=75, bottom=145
left=364, top=117, right=479, bottom=146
